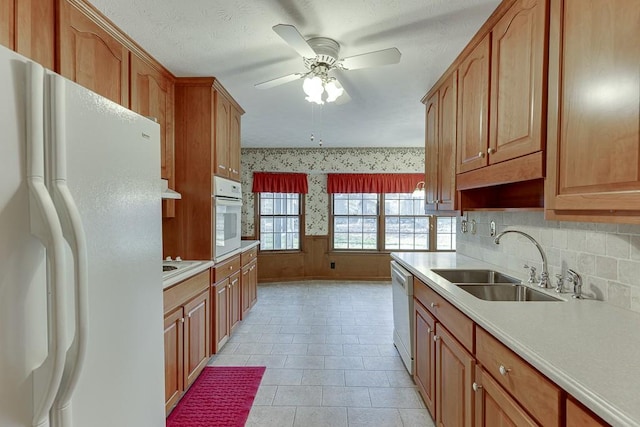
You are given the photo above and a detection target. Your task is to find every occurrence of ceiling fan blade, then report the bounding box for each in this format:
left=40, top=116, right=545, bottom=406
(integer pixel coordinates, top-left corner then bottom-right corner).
left=340, top=47, right=401, bottom=70
left=272, top=24, right=317, bottom=58
left=255, top=73, right=304, bottom=89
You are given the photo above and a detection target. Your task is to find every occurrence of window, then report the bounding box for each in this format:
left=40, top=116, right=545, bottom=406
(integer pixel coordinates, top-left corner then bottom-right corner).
left=331, top=192, right=456, bottom=252
left=259, top=193, right=301, bottom=251
left=333, top=193, right=379, bottom=250
left=384, top=193, right=429, bottom=250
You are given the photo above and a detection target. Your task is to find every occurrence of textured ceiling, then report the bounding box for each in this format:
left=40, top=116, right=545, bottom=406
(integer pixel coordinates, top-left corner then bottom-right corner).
left=89, top=0, right=500, bottom=148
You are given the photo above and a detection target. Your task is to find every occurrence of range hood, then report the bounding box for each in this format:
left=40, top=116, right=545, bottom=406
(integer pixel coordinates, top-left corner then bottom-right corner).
left=161, top=179, right=181, bottom=199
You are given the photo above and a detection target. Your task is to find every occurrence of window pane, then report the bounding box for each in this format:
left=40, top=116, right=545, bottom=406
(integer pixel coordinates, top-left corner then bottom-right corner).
left=334, top=199, right=348, bottom=215
left=385, top=199, right=399, bottom=215
left=363, top=217, right=378, bottom=233
left=384, top=193, right=430, bottom=251
left=335, top=217, right=349, bottom=233
left=386, top=217, right=399, bottom=233
left=348, top=217, right=363, bottom=232
left=363, top=199, right=378, bottom=215
left=363, top=233, right=377, bottom=249
left=334, top=233, right=348, bottom=249
left=259, top=193, right=301, bottom=251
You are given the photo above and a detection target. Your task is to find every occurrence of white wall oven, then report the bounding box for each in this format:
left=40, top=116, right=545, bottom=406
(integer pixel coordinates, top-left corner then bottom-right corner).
left=213, top=176, right=242, bottom=262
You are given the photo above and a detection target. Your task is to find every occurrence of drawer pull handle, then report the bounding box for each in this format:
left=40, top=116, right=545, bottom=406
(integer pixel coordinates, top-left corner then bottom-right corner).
left=499, top=365, right=511, bottom=376
left=472, top=382, right=482, bottom=392
left=433, top=335, right=440, bottom=342
left=430, top=302, right=438, bottom=308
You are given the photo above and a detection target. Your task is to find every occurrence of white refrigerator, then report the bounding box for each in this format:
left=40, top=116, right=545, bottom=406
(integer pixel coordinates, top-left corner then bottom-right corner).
left=0, top=45, right=166, bottom=427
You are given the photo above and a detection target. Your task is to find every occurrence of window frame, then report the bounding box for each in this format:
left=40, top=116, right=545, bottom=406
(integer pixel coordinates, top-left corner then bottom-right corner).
left=255, top=192, right=305, bottom=252
left=329, top=192, right=456, bottom=253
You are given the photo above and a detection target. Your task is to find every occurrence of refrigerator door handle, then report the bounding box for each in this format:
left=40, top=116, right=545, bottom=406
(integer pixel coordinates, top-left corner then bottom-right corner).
left=48, top=74, right=90, bottom=427
left=27, top=62, right=69, bottom=427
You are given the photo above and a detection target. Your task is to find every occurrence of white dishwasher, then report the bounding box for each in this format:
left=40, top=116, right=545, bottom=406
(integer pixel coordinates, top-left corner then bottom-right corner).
left=391, top=260, right=414, bottom=374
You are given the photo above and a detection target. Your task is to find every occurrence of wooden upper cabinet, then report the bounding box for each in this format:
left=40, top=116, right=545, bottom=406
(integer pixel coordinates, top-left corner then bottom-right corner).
left=0, top=0, right=14, bottom=50
left=489, top=0, right=547, bottom=165
left=457, top=35, right=490, bottom=174
left=214, top=90, right=230, bottom=178
left=1, top=0, right=55, bottom=69
left=130, top=53, right=175, bottom=182
left=424, top=91, right=439, bottom=212
left=437, top=72, right=457, bottom=211
left=424, top=71, right=458, bottom=213
left=546, top=0, right=640, bottom=218
left=229, top=106, right=242, bottom=181
left=58, top=0, right=129, bottom=107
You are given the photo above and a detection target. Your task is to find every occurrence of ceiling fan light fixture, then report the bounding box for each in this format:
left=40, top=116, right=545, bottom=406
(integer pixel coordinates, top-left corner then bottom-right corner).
left=324, top=80, right=344, bottom=103
left=303, top=75, right=325, bottom=104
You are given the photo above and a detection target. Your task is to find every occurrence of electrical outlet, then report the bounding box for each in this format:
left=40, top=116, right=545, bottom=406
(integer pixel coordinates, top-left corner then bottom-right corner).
left=330, top=262, right=336, bottom=269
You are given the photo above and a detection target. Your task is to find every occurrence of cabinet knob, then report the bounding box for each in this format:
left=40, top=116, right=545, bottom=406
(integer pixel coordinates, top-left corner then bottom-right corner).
left=499, top=365, right=511, bottom=376
left=427, top=327, right=432, bottom=334
left=430, top=302, right=438, bottom=308
left=477, top=151, right=485, bottom=158
left=487, top=148, right=496, bottom=154
left=472, top=382, right=482, bottom=392
left=180, top=317, right=185, bottom=323
left=433, top=335, right=440, bottom=342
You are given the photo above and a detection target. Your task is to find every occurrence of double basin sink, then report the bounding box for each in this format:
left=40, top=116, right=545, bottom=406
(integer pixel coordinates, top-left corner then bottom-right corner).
left=432, top=269, right=561, bottom=302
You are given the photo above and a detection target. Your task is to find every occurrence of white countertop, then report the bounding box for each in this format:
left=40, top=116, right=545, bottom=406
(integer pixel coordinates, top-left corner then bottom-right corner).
left=241, top=240, right=260, bottom=251
left=392, top=252, right=640, bottom=427
left=162, top=260, right=214, bottom=289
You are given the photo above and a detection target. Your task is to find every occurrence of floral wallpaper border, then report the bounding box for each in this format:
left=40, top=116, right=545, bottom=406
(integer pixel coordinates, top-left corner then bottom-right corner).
left=241, top=147, right=425, bottom=236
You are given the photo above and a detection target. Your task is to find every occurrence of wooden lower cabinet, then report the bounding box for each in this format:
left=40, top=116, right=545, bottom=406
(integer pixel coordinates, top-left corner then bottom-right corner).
left=229, top=271, right=241, bottom=333
left=241, top=259, right=258, bottom=318
left=414, top=298, right=436, bottom=417
left=566, top=397, right=609, bottom=427
left=435, top=323, right=475, bottom=427
left=474, top=366, right=537, bottom=426
left=163, top=308, right=183, bottom=413
left=162, top=270, right=210, bottom=414
left=212, top=277, right=229, bottom=353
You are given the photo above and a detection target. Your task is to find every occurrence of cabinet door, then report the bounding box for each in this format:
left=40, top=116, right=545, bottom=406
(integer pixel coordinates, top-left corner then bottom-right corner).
left=130, top=54, right=175, bottom=182
left=229, top=106, right=241, bottom=181
left=457, top=35, right=490, bottom=174
left=58, top=0, right=129, bottom=107
left=489, top=0, right=546, bottom=165
left=436, top=324, right=474, bottom=427
left=229, top=271, right=241, bottom=333
left=164, top=308, right=184, bottom=413
left=566, top=397, right=608, bottom=427
left=424, top=91, right=439, bottom=212
left=474, top=367, right=537, bottom=427
left=438, top=71, right=458, bottom=211
left=15, top=0, right=55, bottom=69
left=183, top=290, right=210, bottom=387
left=249, top=260, right=258, bottom=308
left=213, top=278, right=229, bottom=352
left=214, top=91, right=230, bottom=177
left=414, top=300, right=436, bottom=418
left=546, top=0, right=640, bottom=213
left=0, top=0, right=14, bottom=50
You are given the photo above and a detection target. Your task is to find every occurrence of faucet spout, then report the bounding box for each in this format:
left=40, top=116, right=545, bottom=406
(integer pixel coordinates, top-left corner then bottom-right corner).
left=494, top=230, right=549, bottom=288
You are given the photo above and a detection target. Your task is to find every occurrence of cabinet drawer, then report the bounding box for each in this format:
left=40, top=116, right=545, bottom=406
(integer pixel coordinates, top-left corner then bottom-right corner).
left=163, top=270, right=209, bottom=315
left=414, top=278, right=474, bottom=352
left=213, top=255, right=241, bottom=282
left=476, top=327, right=561, bottom=427
left=241, top=246, right=257, bottom=266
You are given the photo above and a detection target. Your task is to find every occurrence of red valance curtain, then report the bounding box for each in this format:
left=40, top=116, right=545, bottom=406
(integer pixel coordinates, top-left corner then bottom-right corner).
left=326, top=173, right=424, bottom=194
left=252, top=172, right=309, bottom=194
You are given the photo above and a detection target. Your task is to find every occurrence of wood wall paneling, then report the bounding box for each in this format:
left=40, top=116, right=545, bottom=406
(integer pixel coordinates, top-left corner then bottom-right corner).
left=257, top=235, right=392, bottom=282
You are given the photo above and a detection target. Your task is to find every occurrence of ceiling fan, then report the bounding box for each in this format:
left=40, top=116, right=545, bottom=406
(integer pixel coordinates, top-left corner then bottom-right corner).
left=255, top=24, right=402, bottom=105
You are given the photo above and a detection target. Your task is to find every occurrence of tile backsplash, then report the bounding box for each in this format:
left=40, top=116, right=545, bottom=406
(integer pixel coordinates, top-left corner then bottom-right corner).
left=457, top=211, right=640, bottom=313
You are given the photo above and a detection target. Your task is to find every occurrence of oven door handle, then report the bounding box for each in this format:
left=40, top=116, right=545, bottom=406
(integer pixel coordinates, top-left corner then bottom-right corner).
left=214, top=196, right=243, bottom=206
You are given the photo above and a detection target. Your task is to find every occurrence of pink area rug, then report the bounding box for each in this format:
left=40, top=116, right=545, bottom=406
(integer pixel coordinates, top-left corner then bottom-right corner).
left=167, top=366, right=266, bottom=427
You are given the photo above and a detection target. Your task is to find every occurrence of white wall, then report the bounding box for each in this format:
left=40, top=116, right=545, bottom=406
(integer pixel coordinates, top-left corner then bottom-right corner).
left=457, top=211, right=640, bottom=313
left=241, top=147, right=425, bottom=236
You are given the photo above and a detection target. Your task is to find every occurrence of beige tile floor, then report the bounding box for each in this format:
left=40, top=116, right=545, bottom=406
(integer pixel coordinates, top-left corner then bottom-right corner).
left=207, top=281, right=435, bottom=427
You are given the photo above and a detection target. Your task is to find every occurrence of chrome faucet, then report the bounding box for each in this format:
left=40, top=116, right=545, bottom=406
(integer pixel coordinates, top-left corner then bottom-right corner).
left=494, top=230, right=550, bottom=288
left=566, top=269, right=583, bottom=299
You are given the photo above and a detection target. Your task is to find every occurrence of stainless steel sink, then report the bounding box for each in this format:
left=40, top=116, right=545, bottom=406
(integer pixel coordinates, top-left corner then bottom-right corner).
left=432, top=269, right=520, bottom=284
left=457, top=284, right=562, bottom=302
